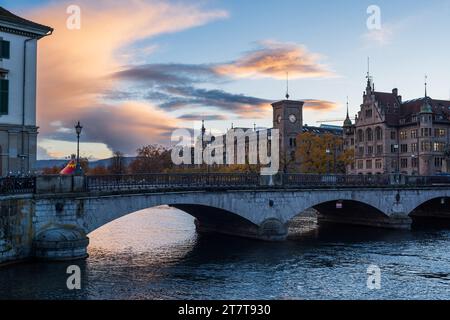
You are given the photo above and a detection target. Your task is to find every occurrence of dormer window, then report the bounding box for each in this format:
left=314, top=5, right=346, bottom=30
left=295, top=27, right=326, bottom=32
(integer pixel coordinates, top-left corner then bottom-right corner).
left=0, top=40, right=10, bottom=59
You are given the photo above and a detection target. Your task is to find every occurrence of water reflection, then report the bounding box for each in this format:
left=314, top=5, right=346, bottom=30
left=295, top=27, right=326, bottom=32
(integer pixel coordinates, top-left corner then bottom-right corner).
left=1, top=207, right=450, bottom=300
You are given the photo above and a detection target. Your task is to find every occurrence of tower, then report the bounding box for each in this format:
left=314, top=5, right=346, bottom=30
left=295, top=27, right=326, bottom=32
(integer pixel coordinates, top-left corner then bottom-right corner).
left=272, top=99, right=304, bottom=172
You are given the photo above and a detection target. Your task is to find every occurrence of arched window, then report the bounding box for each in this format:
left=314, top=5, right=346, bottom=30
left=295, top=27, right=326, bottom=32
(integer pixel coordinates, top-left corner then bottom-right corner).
left=366, top=128, right=373, bottom=142
left=375, top=127, right=383, bottom=141
left=357, top=129, right=364, bottom=143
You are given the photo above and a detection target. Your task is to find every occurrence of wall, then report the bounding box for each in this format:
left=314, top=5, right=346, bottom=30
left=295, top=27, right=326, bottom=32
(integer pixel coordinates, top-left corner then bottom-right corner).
left=0, top=195, right=33, bottom=264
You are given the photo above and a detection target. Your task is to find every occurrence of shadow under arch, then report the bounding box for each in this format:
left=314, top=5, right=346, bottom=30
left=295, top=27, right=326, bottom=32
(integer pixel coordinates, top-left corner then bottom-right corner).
left=289, top=199, right=392, bottom=230
left=409, top=197, right=450, bottom=226
left=171, top=204, right=261, bottom=239
left=84, top=201, right=262, bottom=241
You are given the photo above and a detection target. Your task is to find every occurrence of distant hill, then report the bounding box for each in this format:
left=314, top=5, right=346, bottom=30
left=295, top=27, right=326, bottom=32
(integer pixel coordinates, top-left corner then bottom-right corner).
left=36, top=157, right=137, bottom=169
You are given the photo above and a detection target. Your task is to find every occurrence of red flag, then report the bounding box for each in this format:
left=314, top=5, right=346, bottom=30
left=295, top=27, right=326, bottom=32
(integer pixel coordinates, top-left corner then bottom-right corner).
left=60, top=160, right=76, bottom=175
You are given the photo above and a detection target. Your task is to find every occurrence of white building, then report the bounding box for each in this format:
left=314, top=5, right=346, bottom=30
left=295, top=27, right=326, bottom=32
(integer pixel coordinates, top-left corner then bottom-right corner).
left=0, top=7, right=52, bottom=176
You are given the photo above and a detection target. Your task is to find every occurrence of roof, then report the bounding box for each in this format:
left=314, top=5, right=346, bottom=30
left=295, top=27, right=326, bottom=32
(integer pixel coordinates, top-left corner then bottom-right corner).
left=303, top=125, right=342, bottom=136
left=0, top=7, right=53, bottom=36
left=371, top=90, right=450, bottom=125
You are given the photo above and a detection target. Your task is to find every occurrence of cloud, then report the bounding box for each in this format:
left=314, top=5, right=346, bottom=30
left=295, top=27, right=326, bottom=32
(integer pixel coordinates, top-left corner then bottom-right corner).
left=362, top=26, right=394, bottom=47
left=177, top=114, right=229, bottom=121
left=27, top=0, right=227, bottom=156
left=215, top=41, right=334, bottom=79
left=159, top=87, right=272, bottom=118
left=303, top=99, right=338, bottom=112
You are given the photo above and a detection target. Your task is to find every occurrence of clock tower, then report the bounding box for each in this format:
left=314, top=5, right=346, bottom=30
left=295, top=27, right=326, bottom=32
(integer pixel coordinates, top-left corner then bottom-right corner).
left=272, top=99, right=304, bottom=172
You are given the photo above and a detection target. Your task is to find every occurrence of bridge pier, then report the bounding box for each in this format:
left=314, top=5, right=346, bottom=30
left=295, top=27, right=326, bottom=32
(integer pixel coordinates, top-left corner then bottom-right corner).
left=33, top=224, right=89, bottom=261
left=173, top=205, right=288, bottom=241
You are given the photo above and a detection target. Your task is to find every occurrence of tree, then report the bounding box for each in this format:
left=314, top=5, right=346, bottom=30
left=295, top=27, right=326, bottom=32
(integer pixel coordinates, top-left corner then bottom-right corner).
left=109, top=151, right=127, bottom=174
left=296, top=132, right=353, bottom=174
left=129, top=145, right=172, bottom=174
left=42, top=166, right=62, bottom=175
left=88, top=165, right=109, bottom=175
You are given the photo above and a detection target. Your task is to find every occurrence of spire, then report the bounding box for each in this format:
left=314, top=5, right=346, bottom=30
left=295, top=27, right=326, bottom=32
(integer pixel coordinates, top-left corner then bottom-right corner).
left=344, top=96, right=353, bottom=127
left=346, top=96, right=350, bottom=118
left=201, top=120, right=206, bottom=135
left=253, top=123, right=256, bottom=131
left=424, top=74, right=428, bottom=98
left=285, top=72, right=290, bottom=100
left=366, top=57, right=373, bottom=93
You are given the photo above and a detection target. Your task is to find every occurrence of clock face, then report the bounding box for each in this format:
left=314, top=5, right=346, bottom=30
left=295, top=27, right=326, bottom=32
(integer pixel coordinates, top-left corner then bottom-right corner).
left=277, top=115, right=282, bottom=123
left=289, top=114, right=297, bottom=123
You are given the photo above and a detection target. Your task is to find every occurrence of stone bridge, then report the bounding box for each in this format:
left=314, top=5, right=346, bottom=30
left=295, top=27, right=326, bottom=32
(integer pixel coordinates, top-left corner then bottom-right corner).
left=2, top=173, right=450, bottom=264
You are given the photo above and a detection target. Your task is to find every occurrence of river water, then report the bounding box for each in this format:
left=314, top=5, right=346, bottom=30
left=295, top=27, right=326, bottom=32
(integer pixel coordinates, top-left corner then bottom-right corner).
left=1, top=206, right=450, bottom=300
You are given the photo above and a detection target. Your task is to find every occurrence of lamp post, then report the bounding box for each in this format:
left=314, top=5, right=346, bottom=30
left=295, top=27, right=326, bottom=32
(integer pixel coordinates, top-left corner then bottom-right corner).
left=326, top=148, right=331, bottom=174
left=75, top=121, right=83, bottom=175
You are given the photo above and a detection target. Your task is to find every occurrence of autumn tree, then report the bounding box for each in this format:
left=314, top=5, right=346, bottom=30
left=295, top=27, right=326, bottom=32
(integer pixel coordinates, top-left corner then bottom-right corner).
left=109, top=151, right=127, bottom=174
left=129, top=145, right=172, bottom=174
left=296, top=132, right=353, bottom=174
left=88, top=165, right=110, bottom=175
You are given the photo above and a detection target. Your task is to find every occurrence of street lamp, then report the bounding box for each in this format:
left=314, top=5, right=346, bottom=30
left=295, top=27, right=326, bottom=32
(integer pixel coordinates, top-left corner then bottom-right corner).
left=75, top=121, right=83, bottom=175
left=326, top=148, right=331, bottom=174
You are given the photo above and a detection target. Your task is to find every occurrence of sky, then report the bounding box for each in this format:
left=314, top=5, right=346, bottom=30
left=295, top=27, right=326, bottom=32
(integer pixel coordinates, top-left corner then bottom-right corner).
left=3, top=0, right=450, bottom=159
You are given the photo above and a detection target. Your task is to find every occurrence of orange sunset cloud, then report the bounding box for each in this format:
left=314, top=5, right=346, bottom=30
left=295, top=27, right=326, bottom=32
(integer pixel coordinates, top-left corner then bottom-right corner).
left=26, top=0, right=228, bottom=155
left=215, top=41, right=334, bottom=80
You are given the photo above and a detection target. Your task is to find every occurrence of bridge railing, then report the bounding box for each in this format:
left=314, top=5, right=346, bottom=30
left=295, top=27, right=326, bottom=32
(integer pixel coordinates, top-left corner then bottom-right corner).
left=25, top=173, right=450, bottom=195
left=0, top=176, right=36, bottom=195
left=86, top=173, right=262, bottom=192
left=282, top=174, right=392, bottom=187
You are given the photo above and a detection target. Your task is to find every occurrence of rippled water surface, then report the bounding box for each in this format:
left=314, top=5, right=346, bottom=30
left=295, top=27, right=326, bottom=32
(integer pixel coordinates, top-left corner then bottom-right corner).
left=1, top=207, right=450, bottom=300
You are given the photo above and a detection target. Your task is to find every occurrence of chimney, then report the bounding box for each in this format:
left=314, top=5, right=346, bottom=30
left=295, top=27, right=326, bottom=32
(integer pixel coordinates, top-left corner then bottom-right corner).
left=392, top=88, right=398, bottom=96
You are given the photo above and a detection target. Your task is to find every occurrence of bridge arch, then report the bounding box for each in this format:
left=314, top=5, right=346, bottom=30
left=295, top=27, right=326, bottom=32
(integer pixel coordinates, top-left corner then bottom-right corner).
left=285, top=197, right=391, bottom=229
left=77, top=192, right=287, bottom=241
left=409, top=196, right=450, bottom=221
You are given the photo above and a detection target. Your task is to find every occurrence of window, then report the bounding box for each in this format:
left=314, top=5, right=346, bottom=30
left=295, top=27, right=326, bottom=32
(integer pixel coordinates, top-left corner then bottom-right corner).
left=366, top=128, right=373, bottom=142
left=433, top=142, right=446, bottom=152
left=400, top=131, right=408, bottom=140
left=357, top=130, right=364, bottom=143
left=400, top=158, right=408, bottom=169
left=0, top=79, right=8, bottom=115
left=411, top=143, right=418, bottom=153
left=411, top=130, right=418, bottom=139
left=366, top=160, right=372, bottom=169
left=350, top=138, right=355, bottom=146
left=412, top=157, right=418, bottom=168
left=367, top=146, right=374, bottom=155
left=400, top=144, right=408, bottom=153
left=365, top=108, right=373, bottom=118
left=391, top=131, right=396, bottom=140
left=421, top=128, right=432, bottom=137
left=375, top=127, right=383, bottom=141
left=375, top=159, right=382, bottom=169
left=391, top=144, right=398, bottom=153
left=358, top=147, right=364, bottom=157
left=0, top=40, right=10, bottom=59
left=357, top=160, right=364, bottom=169
left=376, top=145, right=383, bottom=155
left=421, top=141, right=431, bottom=152
left=435, top=128, right=446, bottom=137
left=435, top=157, right=444, bottom=168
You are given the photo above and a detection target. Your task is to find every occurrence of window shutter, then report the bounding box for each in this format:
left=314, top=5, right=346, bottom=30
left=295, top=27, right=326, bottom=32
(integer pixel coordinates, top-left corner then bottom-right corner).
left=0, top=41, right=10, bottom=59
left=0, top=79, right=8, bottom=114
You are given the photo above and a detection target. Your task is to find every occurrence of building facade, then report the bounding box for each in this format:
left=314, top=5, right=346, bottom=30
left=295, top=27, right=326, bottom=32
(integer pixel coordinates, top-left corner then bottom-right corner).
left=344, top=78, right=450, bottom=175
left=0, top=7, right=52, bottom=176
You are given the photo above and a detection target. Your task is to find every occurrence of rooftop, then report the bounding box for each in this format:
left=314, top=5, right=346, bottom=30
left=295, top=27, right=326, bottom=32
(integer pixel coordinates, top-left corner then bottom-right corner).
left=0, top=6, right=53, bottom=36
